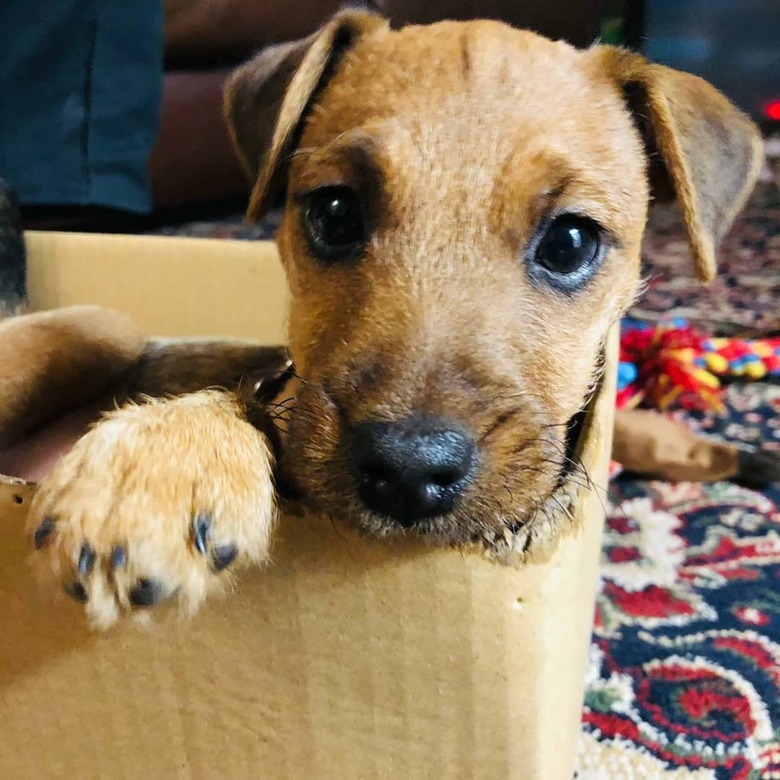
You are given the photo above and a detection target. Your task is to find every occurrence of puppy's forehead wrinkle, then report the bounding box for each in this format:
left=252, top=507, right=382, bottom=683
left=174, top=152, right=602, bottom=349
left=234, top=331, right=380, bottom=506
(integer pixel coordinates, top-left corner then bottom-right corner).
left=305, top=28, right=596, bottom=160
left=291, top=128, right=377, bottom=165
left=459, top=28, right=472, bottom=78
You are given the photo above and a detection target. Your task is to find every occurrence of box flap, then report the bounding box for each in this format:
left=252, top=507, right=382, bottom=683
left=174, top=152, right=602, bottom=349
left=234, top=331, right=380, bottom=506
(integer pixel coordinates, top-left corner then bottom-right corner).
left=25, top=231, right=288, bottom=342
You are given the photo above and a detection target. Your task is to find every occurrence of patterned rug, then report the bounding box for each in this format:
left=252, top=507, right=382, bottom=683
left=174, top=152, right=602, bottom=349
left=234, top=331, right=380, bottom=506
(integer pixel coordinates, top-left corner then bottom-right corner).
left=633, top=184, right=780, bottom=336
left=578, top=381, right=780, bottom=780
left=152, top=169, right=780, bottom=779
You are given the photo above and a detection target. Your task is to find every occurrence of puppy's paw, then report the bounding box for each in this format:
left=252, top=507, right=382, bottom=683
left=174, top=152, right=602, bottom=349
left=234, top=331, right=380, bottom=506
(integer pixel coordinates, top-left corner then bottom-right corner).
left=27, top=391, right=276, bottom=630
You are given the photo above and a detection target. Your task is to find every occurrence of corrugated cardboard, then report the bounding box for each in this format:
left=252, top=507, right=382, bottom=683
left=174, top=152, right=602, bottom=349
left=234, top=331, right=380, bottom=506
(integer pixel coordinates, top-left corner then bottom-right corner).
left=0, top=231, right=615, bottom=779
left=25, top=231, right=289, bottom=343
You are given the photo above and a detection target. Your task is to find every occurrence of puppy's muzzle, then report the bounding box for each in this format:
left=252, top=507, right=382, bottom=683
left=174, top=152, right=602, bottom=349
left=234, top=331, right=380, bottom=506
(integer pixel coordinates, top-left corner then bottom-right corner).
left=350, top=416, right=477, bottom=525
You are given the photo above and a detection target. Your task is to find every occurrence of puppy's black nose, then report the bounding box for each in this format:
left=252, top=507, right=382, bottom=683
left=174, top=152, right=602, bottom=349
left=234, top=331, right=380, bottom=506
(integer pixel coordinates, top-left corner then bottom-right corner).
left=351, top=416, right=476, bottom=525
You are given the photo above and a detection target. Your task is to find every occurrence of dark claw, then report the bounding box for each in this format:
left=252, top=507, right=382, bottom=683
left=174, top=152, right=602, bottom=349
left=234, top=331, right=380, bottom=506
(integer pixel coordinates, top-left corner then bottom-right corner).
left=192, top=514, right=211, bottom=556
left=78, top=544, right=96, bottom=577
left=211, top=544, right=238, bottom=572
left=110, top=546, right=126, bottom=569
left=33, top=517, right=56, bottom=550
left=64, top=582, right=88, bottom=603
left=129, top=578, right=161, bottom=608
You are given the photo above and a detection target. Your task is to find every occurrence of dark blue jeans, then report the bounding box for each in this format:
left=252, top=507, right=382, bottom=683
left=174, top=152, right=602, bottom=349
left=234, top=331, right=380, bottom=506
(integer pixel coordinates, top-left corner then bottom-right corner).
left=0, top=1, right=163, bottom=213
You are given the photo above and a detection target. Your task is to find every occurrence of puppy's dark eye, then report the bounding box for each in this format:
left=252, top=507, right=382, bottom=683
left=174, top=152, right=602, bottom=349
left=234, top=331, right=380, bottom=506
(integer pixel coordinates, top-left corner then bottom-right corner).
left=301, top=185, right=366, bottom=261
left=529, top=215, right=603, bottom=291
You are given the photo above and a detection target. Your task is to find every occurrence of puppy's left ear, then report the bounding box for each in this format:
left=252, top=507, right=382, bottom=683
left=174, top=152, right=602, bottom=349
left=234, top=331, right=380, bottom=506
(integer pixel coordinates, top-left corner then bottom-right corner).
left=593, top=48, right=764, bottom=282
left=224, top=9, right=388, bottom=220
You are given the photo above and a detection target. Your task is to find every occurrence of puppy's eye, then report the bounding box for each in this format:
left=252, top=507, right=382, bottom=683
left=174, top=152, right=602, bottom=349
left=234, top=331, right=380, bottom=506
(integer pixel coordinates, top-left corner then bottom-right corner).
left=301, top=185, right=366, bottom=261
left=529, top=215, right=603, bottom=291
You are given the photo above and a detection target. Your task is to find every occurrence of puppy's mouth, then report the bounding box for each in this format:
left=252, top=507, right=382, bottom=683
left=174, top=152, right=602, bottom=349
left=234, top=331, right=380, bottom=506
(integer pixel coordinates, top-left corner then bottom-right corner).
left=274, top=372, right=594, bottom=546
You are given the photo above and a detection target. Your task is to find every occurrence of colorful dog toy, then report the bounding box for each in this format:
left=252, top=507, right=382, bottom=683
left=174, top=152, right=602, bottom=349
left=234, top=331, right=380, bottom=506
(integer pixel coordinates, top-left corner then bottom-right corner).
left=617, top=318, right=780, bottom=412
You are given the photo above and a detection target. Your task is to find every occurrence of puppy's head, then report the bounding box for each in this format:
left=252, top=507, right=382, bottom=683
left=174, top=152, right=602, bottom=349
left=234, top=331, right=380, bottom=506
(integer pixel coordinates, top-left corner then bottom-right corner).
left=225, top=11, right=762, bottom=545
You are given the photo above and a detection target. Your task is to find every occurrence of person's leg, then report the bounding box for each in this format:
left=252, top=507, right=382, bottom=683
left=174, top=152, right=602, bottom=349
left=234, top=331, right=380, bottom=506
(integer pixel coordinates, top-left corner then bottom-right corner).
left=0, top=1, right=164, bottom=215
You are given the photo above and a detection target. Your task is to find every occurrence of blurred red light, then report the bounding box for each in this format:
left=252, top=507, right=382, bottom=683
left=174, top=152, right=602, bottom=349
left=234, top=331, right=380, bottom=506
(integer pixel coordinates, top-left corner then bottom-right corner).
left=766, top=99, right=780, bottom=121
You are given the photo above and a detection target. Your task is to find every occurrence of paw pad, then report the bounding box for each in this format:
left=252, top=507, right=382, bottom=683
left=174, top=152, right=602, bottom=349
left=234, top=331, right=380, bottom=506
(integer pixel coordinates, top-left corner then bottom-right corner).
left=64, top=581, right=88, bottom=604
left=78, top=544, right=96, bottom=577
left=211, top=544, right=238, bottom=572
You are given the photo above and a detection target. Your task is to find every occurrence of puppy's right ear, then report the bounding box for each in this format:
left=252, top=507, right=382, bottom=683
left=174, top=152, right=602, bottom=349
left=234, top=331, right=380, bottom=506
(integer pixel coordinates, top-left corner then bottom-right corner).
left=224, top=9, right=387, bottom=220
left=591, top=47, right=763, bottom=282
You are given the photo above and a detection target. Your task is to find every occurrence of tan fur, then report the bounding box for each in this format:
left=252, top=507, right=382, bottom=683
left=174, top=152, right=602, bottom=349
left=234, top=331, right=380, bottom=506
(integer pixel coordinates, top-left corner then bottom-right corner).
left=21, top=10, right=762, bottom=628
left=27, top=392, right=276, bottom=630
left=0, top=306, right=146, bottom=449
left=590, top=47, right=764, bottom=281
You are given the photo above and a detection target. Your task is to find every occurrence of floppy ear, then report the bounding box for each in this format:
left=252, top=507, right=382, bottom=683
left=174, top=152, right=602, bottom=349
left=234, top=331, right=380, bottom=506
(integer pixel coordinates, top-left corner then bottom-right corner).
left=224, top=9, right=387, bottom=220
left=595, top=48, right=763, bottom=282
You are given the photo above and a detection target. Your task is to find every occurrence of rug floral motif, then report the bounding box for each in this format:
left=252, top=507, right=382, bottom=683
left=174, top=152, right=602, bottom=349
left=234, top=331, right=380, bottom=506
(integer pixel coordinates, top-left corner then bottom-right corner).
left=578, top=381, right=780, bottom=779
left=632, top=184, right=779, bottom=336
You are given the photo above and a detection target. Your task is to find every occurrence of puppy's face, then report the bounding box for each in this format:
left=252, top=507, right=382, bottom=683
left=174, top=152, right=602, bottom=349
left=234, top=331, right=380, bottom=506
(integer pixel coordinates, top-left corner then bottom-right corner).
left=277, top=23, right=647, bottom=542
left=226, top=13, right=760, bottom=545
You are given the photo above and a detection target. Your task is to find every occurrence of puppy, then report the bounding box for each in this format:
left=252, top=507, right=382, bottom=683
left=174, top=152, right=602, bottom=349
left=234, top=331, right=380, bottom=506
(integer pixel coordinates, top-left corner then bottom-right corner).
left=25, top=10, right=762, bottom=628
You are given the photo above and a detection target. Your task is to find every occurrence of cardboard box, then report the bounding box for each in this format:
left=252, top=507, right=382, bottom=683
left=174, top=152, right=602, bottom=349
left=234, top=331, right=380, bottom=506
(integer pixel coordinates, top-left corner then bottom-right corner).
left=0, top=231, right=616, bottom=779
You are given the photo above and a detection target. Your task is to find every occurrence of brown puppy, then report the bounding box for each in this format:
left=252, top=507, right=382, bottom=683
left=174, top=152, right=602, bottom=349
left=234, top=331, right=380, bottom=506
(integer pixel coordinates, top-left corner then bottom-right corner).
left=26, top=10, right=762, bottom=628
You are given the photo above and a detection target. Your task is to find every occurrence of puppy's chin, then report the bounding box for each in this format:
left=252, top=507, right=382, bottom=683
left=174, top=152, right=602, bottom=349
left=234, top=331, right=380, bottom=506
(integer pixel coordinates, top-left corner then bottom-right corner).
left=278, top=381, right=572, bottom=548
left=345, top=506, right=530, bottom=547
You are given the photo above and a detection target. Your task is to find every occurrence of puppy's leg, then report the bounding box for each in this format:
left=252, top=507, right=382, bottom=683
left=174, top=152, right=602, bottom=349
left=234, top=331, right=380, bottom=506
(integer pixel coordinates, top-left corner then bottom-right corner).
left=0, top=305, right=146, bottom=448
left=27, top=390, right=277, bottom=630
left=0, top=336, right=290, bottom=482
left=122, top=340, right=290, bottom=400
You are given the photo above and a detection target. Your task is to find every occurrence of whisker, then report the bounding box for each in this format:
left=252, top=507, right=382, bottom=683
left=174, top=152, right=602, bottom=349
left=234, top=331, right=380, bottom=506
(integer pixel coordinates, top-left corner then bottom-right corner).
left=268, top=396, right=296, bottom=409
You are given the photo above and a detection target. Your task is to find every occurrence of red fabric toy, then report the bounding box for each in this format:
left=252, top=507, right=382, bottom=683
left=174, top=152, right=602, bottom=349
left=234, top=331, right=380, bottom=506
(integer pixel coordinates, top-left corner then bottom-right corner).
left=617, top=319, right=780, bottom=413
